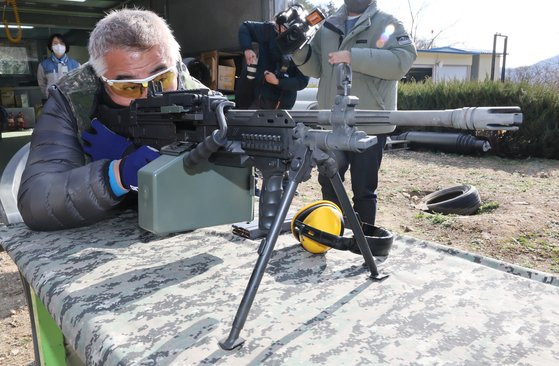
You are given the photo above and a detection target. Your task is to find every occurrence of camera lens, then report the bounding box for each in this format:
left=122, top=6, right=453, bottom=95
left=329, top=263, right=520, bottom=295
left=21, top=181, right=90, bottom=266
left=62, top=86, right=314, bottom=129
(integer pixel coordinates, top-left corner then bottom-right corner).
left=286, top=29, right=299, bottom=42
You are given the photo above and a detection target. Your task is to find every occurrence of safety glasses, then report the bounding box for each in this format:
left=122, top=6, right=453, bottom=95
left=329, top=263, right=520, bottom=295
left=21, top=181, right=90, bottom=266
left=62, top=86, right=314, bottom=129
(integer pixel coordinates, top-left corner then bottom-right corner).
left=100, top=65, right=177, bottom=99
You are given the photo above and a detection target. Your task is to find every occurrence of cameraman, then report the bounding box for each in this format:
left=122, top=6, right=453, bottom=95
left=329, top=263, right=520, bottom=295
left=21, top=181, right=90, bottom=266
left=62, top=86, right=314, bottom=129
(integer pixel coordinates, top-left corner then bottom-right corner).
left=237, top=9, right=309, bottom=109
left=292, top=0, right=417, bottom=226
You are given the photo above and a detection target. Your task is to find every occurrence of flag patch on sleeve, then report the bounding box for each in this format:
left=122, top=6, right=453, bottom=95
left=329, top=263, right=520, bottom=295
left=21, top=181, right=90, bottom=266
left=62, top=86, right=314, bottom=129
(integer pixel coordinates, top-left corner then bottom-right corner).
left=397, top=35, right=412, bottom=45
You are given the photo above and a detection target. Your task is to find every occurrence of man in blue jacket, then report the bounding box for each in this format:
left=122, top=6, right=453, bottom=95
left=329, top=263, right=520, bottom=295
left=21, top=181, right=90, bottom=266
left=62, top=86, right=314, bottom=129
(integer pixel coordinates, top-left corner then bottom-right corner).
left=238, top=10, right=309, bottom=109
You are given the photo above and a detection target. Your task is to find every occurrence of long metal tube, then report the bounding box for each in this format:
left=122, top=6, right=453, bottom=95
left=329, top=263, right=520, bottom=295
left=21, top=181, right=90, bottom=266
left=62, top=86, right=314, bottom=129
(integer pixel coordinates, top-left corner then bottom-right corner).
left=288, top=107, right=522, bottom=132
left=491, top=33, right=498, bottom=81
left=228, top=106, right=522, bottom=136
left=501, top=36, right=508, bottom=82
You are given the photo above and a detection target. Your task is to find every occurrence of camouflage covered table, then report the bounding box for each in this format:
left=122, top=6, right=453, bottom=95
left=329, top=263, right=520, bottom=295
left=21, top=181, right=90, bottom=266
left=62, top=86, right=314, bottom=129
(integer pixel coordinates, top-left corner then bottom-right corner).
left=1, top=211, right=558, bottom=365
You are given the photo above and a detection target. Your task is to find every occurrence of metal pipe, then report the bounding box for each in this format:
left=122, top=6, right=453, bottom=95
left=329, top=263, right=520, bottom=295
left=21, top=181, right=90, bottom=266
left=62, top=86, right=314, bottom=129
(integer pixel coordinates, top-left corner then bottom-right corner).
left=491, top=33, right=498, bottom=81
left=501, top=35, right=508, bottom=82
left=228, top=106, right=522, bottom=136
left=394, top=131, right=491, bottom=154
left=285, top=106, right=522, bottom=133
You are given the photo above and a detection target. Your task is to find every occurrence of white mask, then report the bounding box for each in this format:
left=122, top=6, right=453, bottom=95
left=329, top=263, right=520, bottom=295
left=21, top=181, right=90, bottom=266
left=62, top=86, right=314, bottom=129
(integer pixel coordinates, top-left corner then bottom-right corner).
left=52, top=44, right=66, bottom=56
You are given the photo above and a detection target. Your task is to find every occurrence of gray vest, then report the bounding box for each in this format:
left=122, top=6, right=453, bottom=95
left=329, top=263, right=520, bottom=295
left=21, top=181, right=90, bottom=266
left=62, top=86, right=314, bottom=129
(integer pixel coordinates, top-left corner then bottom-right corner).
left=55, top=63, right=99, bottom=140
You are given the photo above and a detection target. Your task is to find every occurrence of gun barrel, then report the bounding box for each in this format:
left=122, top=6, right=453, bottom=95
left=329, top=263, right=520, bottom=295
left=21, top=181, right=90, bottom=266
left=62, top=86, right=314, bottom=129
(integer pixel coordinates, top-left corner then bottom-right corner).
left=288, top=106, right=523, bottom=135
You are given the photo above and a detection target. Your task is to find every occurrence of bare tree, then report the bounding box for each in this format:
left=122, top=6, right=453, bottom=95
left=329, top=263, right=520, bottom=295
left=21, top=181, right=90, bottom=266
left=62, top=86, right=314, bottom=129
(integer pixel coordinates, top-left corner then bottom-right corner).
left=405, top=0, right=457, bottom=50
left=296, top=0, right=337, bottom=17
left=508, top=58, right=559, bottom=91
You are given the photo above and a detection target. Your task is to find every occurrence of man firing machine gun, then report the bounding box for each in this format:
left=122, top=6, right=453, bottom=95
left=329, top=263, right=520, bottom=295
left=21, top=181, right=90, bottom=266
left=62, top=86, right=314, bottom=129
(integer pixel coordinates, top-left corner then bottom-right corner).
left=127, top=62, right=521, bottom=349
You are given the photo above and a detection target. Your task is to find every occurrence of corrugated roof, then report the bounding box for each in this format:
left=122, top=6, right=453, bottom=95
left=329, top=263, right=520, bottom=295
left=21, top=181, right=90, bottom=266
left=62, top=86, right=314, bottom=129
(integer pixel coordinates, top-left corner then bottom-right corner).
left=419, top=46, right=498, bottom=55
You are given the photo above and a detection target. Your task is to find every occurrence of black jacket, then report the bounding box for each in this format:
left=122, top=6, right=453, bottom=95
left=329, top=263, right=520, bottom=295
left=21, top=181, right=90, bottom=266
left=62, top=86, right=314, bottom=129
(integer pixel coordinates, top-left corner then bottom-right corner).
left=238, top=21, right=309, bottom=109
left=17, top=87, right=124, bottom=231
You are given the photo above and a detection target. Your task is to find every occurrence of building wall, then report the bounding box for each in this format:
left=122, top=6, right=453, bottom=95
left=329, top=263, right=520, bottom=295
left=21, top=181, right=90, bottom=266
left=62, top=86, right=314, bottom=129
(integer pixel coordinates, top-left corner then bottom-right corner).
left=164, top=0, right=286, bottom=58
left=414, top=53, right=472, bottom=82
left=415, top=53, right=472, bottom=67
left=478, top=54, right=501, bottom=81
left=413, top=52, right=502, bottom=82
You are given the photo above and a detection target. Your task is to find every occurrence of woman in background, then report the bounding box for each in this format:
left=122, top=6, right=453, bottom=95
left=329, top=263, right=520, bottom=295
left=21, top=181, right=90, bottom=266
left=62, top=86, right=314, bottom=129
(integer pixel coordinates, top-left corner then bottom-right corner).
left=37, top=33, right=80, bottom=98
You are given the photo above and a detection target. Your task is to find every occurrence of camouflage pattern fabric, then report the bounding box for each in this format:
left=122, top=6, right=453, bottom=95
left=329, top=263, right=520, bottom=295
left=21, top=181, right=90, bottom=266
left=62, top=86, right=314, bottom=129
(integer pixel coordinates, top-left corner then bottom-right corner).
left=1, top=212, right=558, bottom=365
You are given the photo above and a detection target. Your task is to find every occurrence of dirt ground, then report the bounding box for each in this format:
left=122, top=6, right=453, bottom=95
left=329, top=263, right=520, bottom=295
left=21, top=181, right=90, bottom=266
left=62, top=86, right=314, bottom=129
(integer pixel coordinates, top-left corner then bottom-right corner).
left=0, top=253, right=33, bottom=365
left=1, top=148, right=558, bottom=365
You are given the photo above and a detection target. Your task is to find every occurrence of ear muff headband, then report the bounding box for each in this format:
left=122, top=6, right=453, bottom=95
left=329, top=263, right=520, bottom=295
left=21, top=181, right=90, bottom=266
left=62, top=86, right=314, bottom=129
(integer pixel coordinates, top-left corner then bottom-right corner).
left=291, top=200, right=344, bottom=241
left=293, top=220, right=352, bottom=251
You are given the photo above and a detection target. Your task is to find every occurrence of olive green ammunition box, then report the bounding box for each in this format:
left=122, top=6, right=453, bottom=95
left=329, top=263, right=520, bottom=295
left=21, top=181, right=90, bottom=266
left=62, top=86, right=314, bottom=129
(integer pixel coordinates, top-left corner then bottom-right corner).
left=138, top=153, right=254, bottom=234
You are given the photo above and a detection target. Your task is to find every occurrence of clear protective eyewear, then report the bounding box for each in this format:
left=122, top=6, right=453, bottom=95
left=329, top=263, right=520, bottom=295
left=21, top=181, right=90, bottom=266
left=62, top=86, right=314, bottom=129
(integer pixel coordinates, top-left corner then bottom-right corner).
left=100, top=65, right=177, bottom=98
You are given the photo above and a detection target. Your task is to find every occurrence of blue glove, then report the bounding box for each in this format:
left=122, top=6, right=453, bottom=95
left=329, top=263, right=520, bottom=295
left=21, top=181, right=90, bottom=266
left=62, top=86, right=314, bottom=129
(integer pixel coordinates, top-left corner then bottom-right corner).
left=118, top=145, right=160, bottom=191
left=82, top=118, right=133, bottom=161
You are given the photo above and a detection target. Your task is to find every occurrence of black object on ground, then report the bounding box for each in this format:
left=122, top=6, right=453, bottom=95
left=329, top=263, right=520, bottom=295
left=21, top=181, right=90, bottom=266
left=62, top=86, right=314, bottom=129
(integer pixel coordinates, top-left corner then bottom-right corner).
left=393, top=131, right=491, bottom=154
left=347, top=224, right=394, bottom=257
left=421, top=184, right=482, bottom=215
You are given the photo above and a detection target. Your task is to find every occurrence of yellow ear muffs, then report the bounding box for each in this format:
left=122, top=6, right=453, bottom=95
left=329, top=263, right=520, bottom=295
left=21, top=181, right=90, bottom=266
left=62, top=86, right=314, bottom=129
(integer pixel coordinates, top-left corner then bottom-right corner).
left=291, top=200, right=344, bottom=254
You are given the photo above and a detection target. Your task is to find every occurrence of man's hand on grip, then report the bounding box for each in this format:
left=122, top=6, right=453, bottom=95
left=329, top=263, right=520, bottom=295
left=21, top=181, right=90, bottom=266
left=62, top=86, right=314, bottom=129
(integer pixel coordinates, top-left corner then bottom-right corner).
left=117, top=145, right=160, bottom=191
left=82, top=118, right=134, bottom=161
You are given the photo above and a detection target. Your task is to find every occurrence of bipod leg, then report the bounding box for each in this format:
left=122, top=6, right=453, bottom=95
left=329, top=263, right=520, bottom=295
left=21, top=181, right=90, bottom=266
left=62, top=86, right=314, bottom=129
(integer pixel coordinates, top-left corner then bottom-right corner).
left=219, top=177, right=300, bottom=350
left=328, top=173, right=388, bottom=281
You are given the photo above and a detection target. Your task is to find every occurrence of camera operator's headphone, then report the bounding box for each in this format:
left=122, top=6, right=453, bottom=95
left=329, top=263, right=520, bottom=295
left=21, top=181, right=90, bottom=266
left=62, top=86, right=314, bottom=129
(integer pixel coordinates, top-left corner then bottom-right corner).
left=274, top=4, right=304, bottom=28
left=275, top=5, right=325, bottom=54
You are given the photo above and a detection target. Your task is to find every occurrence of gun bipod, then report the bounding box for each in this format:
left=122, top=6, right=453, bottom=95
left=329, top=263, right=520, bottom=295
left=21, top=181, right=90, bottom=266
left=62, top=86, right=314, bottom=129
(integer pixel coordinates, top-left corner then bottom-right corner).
left=218, top=151, right=309, bottom=350
left=319, top=160, right=388, bottom=281
left=219, top=147, right=387, bottom=351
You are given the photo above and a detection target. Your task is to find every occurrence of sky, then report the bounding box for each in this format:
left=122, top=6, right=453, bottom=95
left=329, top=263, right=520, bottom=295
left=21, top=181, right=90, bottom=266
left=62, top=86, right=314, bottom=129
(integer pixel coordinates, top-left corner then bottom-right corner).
left=310, top=0, right=559, bottom=67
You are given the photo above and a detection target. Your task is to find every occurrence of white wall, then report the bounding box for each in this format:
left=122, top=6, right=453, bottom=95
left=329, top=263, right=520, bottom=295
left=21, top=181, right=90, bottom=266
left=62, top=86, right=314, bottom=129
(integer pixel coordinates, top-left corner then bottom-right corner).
left=414, top=52, right=502, bottom=82
left=437, top=66, right=469, bottom=82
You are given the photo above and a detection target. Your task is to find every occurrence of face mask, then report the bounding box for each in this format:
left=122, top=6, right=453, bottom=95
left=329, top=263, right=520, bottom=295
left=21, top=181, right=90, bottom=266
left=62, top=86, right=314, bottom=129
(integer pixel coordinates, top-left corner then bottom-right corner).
left=344, top=0, right=372, bottom=14
left=52, top=44, right=66, bottom=56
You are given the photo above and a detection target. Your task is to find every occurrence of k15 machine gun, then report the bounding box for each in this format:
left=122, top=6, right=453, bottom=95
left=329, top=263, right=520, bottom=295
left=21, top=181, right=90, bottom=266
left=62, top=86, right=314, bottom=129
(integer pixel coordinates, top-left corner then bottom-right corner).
left=129, top=64, right=522, bottom=350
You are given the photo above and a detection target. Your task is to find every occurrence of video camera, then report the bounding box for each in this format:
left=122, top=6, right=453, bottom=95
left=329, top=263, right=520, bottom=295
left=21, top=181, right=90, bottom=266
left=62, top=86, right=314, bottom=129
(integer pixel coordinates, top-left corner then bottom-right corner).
left=275, top=4, right=325, bottom=54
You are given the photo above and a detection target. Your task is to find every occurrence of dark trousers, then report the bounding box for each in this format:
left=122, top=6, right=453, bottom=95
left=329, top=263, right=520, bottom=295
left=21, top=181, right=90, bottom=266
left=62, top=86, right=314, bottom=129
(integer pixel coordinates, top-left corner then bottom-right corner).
left=318, top=135, right=386, bottom=225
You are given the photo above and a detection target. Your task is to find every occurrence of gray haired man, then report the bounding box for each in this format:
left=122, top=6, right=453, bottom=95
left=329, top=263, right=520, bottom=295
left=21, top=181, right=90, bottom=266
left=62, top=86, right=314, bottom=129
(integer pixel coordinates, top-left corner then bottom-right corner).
left=18, top=9, right=205, bottom=231
left=292, top=0, right=417, bottom=226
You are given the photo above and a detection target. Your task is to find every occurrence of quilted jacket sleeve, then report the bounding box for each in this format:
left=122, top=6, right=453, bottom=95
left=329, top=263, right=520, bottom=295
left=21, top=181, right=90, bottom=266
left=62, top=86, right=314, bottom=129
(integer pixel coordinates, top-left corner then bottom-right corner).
left=17, top=88, right=122, bottom=231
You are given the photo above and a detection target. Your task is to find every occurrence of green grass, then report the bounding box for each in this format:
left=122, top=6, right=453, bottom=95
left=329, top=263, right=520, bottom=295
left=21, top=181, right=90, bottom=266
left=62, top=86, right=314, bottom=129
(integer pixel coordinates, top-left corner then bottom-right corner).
left=415, top=211, right=452, bottom=226
left=509, top=234, right=559, bottom=266
left=477, top=201, right=500, bottom=214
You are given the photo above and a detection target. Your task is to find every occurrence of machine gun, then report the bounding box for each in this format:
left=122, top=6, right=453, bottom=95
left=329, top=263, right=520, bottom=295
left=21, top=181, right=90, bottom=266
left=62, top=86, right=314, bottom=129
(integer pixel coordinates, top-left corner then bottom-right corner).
left=128, top=64, right=522, bottom=350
